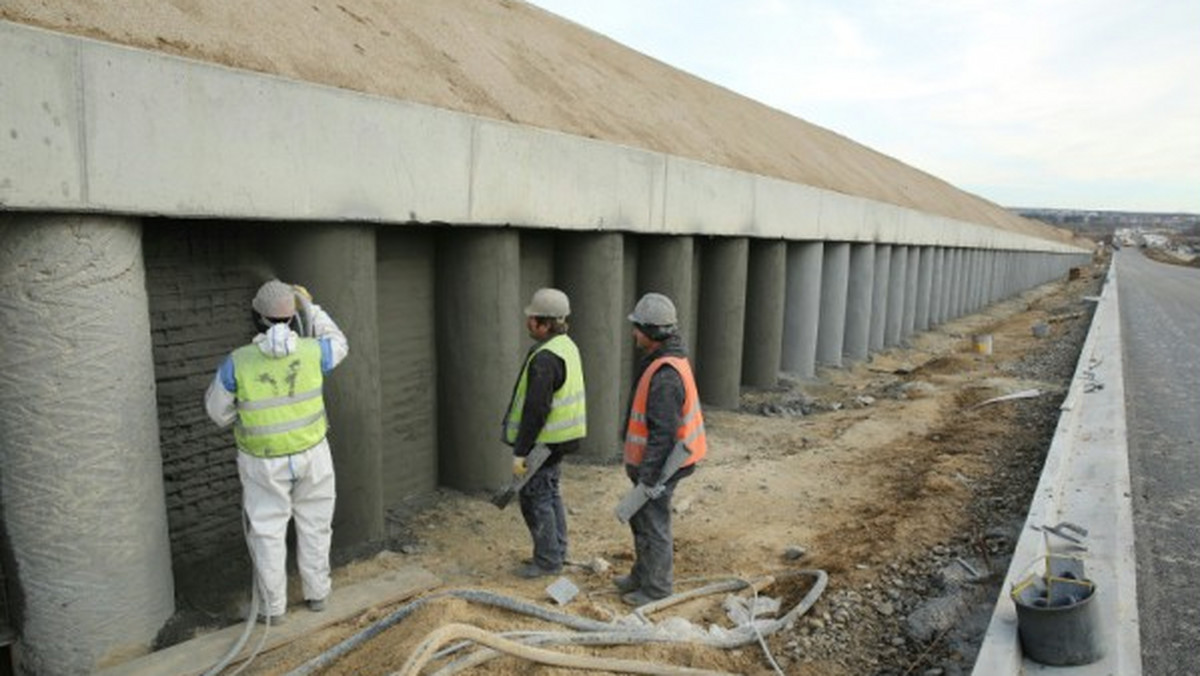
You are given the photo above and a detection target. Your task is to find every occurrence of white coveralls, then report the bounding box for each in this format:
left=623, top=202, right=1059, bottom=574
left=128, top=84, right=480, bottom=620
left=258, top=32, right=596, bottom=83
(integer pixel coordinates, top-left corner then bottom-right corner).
left=205, top=301, right=348, bottom=617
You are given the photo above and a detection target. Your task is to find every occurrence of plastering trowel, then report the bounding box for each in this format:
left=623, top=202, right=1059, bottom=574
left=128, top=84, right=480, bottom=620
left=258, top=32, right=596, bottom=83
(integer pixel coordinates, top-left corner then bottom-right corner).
left=491, top=443, right=552, bottom=509
left=614, top=442, right=692, bottom=523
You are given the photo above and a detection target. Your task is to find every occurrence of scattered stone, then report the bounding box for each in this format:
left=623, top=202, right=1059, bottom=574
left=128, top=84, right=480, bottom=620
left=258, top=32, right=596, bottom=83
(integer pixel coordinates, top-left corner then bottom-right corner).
left=673, top=496, right=693, bottom=515
left=783, top=545, right=807, bottom=561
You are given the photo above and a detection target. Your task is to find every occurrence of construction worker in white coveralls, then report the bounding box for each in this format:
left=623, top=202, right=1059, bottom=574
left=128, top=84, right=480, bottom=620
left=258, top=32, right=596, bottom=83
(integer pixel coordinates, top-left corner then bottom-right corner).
left=205, top=280, right=348, bottom=624
left=502, top=288, right=587, bottom=578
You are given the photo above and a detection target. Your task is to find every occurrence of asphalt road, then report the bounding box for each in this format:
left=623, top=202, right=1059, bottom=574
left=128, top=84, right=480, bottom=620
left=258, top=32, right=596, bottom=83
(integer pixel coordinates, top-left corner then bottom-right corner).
left=1116, top=249, right=1200, bottom=675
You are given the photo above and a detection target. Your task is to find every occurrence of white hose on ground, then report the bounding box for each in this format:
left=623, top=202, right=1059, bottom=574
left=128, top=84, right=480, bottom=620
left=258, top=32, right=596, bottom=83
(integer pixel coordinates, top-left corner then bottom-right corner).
left=200, top=573, right=260, bottom=676
left=283, top=570, right=827, bottom=676
left=202, top=511, right=270, bottom=676
left=428, top=570, right=828, bottom=676
left=392, top=623, right=738, bottom=676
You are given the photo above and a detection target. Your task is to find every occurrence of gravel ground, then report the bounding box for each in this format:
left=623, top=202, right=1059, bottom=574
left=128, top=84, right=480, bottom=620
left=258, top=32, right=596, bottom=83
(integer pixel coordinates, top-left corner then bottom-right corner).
left=769, top=276, right=1100, bottom=676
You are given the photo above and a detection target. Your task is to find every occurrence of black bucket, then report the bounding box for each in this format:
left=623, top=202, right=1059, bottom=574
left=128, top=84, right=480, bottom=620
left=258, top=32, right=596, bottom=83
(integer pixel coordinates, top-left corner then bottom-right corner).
left=1012, top=574, right=1103, bottom=665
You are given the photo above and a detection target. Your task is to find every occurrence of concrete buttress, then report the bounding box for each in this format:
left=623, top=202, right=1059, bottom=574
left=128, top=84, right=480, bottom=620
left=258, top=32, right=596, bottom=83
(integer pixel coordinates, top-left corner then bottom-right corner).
left=0, top=214, right=174, bottom=674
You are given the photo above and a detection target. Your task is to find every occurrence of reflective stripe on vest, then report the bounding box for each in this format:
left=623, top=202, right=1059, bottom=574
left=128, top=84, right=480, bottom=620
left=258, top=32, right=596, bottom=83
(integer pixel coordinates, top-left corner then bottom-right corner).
left=623, top=356, right=707, bottom=467
left=231, top=338, right=327, bottom=457
left=503, top=334, right=588, bottom=444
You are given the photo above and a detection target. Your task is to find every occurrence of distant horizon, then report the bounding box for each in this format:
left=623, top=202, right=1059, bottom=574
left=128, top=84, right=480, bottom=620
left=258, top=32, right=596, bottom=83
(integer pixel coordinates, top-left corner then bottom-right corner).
left=1008, top=206, right=1200, bottom=217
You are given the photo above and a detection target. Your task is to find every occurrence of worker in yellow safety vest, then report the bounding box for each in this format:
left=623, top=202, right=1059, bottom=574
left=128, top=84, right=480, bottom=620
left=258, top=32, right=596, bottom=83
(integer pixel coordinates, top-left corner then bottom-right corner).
left=615, top=292, right=706, bottom=606
left=501, top=288, right=587, bottom=578
left=205, top=279, right=348, bottom=624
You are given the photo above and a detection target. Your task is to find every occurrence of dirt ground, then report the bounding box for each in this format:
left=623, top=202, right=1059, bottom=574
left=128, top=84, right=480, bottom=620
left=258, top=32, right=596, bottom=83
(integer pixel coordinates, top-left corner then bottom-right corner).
left=217, top=259, right=1104, bottom=676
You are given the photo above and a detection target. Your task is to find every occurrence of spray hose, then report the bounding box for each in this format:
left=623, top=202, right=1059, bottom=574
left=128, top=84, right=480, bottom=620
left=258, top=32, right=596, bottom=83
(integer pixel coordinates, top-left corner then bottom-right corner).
left=282, top=569, right=827, bottom=676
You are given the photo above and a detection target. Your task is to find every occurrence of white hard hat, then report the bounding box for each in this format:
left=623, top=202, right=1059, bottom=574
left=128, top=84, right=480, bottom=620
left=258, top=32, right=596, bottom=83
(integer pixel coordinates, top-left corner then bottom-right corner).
left=252, top=280, right=296, bottom=319
left=628, top=292, right=677, bottom=327
left=524, top=288, right=570, bottom=318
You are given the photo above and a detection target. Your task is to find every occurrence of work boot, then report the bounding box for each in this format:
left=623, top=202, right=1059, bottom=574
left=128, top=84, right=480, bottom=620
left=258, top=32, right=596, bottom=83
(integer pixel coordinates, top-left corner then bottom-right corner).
left=515, top=562, right=560, bottom=579
left=307, top=597, right=326, bottom=612
left=621, top=589, right=664, bottom=607
left=256, top=612, right=286, bottom=626
left=612, top=574, right=639, bottom=593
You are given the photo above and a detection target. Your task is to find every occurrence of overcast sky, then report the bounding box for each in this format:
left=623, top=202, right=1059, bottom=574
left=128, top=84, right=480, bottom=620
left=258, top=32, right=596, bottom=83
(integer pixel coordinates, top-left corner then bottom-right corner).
left=529, top=0, right=1200, bottom=214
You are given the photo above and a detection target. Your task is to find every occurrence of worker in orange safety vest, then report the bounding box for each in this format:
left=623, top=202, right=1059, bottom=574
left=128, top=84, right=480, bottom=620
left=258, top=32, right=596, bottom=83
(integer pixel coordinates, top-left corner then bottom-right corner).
left=615, top=292, right=706, bottom=606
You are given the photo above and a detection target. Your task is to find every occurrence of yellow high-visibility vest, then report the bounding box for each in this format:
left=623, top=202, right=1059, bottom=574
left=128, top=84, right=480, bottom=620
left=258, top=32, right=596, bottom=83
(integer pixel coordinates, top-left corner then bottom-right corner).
left=231, top=339, right=327, bottom=457
left=503, top=334, right=587, bottom=445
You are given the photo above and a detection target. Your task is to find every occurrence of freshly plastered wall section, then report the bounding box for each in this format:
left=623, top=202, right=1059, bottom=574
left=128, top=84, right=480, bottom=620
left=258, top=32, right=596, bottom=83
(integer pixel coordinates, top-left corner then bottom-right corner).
left=143, top=220, right=269, bottom=589
left=377, top=228, right=439, bottom=511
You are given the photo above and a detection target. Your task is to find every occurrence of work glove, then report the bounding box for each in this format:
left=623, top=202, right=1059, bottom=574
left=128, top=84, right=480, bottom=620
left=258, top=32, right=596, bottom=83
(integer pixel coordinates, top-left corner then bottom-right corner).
left=512, top=456, right=528, bottom=477
left=642, top=482, right=665, bottom=500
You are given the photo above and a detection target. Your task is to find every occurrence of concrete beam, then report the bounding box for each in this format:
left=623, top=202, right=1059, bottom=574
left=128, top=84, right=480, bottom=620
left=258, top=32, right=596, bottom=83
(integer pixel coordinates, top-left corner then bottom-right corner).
left=0, top=21, right=1091, bottom=256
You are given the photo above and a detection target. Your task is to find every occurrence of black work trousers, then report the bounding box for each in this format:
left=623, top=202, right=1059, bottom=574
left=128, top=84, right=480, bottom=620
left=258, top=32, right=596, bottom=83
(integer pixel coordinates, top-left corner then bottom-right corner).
left=519, top=463, right=567, bottom=571
left=628, top=477, right=679, bottom=599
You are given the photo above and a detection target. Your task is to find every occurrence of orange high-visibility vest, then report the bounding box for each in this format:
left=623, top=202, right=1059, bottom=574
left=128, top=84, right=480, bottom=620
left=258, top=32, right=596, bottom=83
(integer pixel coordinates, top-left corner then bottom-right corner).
left=624, top=356, right=707, bottom=467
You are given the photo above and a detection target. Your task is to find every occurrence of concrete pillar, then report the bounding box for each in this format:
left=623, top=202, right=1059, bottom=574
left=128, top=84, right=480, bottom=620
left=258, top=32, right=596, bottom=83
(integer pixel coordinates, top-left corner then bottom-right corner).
left=0, top=215, right=173, bottom=674
left=638, top=235, right=696, bottom=351
left=377, top=229, right=438, bottom=508
left=885, top=245, right=907, bottom=346
left=843, top=243, right=875, bottom=362
left=935, top=247, right=951, bottom=323
left=969, top=249, right=979, bottom=309
left=969, top=248, right=979, bottom=312
left=276, top=223, right=384, bottom=546
left=696, top=237, right=749, bottom=408
left=436, top=229, right=520, bottom=491
left=519, top=231, right=556, bottom=303
left=816, top=242, right=850, bottom=366
left=902, top=246, right=920, bottom=338
left=781, top=241, right=822, bottom=378
left=996, top=252, right=1009, bottom=301
left=929, top=247, right=945, bottom=325
left=869, top=244, right=891, bottom=352
left=557, top=232, right=624, bottom=462
left=948, top=248, right=964, bottom=320
left=621, top=237, right=639, bottom=414
left=915, top=246, right=934, bottom=331
left=742, top=239, right=787, bottom=388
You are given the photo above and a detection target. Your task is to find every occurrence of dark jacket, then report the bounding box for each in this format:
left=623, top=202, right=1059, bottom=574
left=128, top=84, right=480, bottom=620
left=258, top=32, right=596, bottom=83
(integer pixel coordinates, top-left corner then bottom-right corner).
left=625, top=334, right=697, bottom=486
left=506, top=339, right=579, bottom=466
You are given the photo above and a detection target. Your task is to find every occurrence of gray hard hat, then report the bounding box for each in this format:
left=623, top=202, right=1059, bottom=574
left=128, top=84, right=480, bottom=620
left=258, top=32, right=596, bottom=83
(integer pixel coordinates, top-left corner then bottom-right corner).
left=252, top=280, right=296, bottom=319
left=628, top=292, right=677, bottom=327
left=524, top=288, right=570, bottom=318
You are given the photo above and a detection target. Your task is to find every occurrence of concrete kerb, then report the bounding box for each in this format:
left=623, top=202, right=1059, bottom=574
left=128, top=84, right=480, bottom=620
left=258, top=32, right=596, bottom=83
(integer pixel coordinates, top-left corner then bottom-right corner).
left=972, top=261, right=1141, bottom=675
